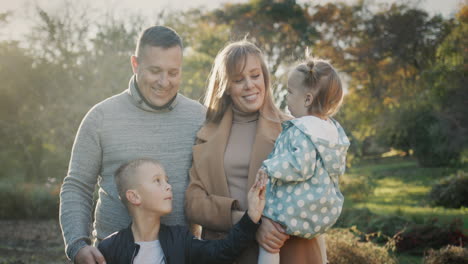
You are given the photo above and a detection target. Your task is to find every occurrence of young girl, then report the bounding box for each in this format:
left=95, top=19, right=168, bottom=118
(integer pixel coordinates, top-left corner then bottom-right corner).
left=258, top=58, right=350, bottom=264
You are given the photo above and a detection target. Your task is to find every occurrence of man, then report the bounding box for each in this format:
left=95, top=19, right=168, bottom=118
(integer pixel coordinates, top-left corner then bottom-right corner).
left=59, top=26, right=205, bottom=264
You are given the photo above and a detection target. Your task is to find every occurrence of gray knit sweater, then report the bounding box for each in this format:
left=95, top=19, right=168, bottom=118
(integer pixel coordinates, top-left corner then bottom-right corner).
left=59, top=76, right=205, bottom=260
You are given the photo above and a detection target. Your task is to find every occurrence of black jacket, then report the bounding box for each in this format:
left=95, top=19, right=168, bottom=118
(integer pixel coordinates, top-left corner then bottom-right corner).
left=98, top=212, right=259, bottom=264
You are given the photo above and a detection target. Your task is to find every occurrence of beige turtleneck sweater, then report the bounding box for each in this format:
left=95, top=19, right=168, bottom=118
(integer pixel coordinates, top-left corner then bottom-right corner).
left=224, top=107, right=259, bottom=212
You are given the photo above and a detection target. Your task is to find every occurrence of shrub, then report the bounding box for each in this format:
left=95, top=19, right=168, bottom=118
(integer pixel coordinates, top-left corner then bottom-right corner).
left=335, top=208, right=413, bottom=244
left=394, top=218, right=467, bottom=254
left=381, top=107, right=464, bottom=167
left=423, top=245, right=468, bottom=264
left=24, top=187, right=60, bottom=219
left=334, top=208, right=377, bottom=231
left=0, top=181, right=59, bottom=219
left=335, top=208, right=467, bottom=253
left=0, top=182, right=27, bottom=219
left=428, top=170, right=468, bottom=208
left=326, top=228, right=397, bottom=264
left=366, top=215, right=412, bottom=243
left=407, top=110, right=463, bottom=167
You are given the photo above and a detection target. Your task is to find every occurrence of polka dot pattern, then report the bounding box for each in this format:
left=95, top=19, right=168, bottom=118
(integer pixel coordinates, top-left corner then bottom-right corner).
left=261, top=117, right=349, bottom=239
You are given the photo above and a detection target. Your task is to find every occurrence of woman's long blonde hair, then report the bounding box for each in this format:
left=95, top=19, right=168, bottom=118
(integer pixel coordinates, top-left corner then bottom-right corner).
left=204, top=40, right=287, bottom=123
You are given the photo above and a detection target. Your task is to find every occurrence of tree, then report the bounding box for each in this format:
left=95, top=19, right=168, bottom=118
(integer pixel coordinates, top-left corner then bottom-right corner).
left=206, top=0, right=319, bottom=102
left=0, top=41, right=53, bottom=180
left=310, top=1, right=459, bottom=166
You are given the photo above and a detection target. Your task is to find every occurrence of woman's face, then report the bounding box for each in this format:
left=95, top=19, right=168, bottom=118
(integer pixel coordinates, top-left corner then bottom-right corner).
left=228, top=54, right=266, bottom=113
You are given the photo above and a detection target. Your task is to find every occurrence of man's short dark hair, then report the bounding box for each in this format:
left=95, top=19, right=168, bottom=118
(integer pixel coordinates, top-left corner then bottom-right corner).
left=135, top=26, right=183, bottom=58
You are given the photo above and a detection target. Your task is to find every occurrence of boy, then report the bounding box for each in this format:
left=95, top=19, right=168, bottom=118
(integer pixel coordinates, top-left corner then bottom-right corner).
left=98, top=158, right=267, bottom=263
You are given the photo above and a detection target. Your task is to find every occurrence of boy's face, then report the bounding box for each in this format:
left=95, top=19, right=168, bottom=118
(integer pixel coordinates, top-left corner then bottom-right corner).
left=134, top=163, right=173, bottom=215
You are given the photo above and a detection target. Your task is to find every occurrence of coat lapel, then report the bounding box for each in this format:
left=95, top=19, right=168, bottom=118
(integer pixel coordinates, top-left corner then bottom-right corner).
left=247, top=114, right=282, bottom=188
left=192, top=109, right=233, bottom=197
left=193, top=107, right=283, bottom=197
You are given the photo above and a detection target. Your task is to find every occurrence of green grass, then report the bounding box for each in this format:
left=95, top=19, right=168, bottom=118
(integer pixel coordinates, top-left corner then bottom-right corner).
left=396, top=253, right=422, bottom=264
left=341, top=156, right=467, bottom=264
left=344, top=156, right=468, bottom=232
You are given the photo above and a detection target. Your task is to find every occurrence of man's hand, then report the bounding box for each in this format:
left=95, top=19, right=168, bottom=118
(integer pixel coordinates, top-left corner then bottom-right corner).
left=75, top=245, right=106, bottom=264
left=256, top=217, right=289, bottom=253
left=247, top=169, right=268, bottom=223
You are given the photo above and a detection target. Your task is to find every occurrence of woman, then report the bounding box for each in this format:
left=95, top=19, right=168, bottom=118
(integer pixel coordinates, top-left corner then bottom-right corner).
left=185, top=40, right=325, bottom=263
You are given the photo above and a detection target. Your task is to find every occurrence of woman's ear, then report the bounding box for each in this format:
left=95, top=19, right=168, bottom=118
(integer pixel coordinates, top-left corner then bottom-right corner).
left=126, top=189, right=141, bottom=206
left=304, top=93, right=314, bottom=107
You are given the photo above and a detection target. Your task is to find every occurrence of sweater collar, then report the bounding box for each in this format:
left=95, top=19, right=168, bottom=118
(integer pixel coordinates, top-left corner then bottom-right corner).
left=232, top=106, right=259, bottom=123
left=127, top=75, right=178, bottom=113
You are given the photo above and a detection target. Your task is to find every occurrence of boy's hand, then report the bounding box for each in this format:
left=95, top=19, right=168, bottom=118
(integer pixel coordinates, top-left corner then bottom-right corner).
left=247, top=169, right=268, bottom=223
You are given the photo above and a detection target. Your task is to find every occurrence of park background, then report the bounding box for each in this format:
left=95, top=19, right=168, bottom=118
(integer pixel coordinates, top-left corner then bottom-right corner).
left=0, top=0, right=466, bottom=263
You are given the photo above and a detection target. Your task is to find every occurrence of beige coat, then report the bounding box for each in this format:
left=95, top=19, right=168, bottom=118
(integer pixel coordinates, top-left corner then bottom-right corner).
left=185, top=107, right=324, bottom=264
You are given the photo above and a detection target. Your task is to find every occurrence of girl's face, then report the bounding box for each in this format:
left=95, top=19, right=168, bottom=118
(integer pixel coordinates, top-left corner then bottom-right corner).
left=228, top=54, right=266, bottom=113
left=287, top=70, right=310, bottom=118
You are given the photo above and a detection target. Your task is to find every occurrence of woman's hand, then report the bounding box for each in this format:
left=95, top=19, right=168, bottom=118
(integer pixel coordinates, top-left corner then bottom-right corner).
left=256, top=217, right=290, bottom=253
left=247, top=169, right=268, bottom=223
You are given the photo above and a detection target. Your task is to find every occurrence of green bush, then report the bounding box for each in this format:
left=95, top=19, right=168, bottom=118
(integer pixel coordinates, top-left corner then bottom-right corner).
left=335, top=208, right=467, bottom=253
left=335, top=208, right=413, bottom=243
left=380, top=107, right=464, bottom=167
left=0, top=181, right=59, bottom=219
left=366, top=215, right=412, bottom=243
left=24, top=187, right=60, bottom=219
left=394, top=218, right=467, bottom=254
left=0, top=182, right=27, bottom=219
left=405, top=110, right=463, bottom=167
left=326, top=228, right=397, bottom=264
left=423, top=245, right=468, bottom=264
left=428, top=170, right=468, bottom=208
left=335, top=208, right=377, bottom=231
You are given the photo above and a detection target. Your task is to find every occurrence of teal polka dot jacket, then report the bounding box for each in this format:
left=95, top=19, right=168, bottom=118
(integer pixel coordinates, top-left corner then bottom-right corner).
left=262, top=116, right=350, bottom=239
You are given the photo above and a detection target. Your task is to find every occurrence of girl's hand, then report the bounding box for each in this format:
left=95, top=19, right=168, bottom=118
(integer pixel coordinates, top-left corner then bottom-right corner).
left=256, top=217, right=289, bottom=253
left=247, top=169, right=268, bottom=223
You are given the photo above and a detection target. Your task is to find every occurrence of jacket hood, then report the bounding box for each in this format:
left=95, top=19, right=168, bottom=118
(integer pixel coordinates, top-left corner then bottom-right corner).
left=288, top=117, right=350, bottom=178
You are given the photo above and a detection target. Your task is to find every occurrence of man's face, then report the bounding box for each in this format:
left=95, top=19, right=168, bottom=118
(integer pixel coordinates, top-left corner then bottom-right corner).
left=131, top=45, right=182, bottom=107
left=134, top=163, right=173, bottom=215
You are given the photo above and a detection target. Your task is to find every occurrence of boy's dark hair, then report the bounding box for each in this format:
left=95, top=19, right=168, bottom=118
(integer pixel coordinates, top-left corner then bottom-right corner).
left=135, top=26, right=183, bottom=58
left=114, top=158, right=162, bottom=207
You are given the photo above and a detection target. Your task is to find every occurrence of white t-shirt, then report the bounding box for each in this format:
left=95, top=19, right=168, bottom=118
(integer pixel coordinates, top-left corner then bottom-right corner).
left=134, top=240, right=166, bottom=264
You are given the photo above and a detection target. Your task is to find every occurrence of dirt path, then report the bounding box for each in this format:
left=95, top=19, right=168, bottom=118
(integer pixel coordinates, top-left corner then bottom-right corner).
left=0, top=219, right=70, bottom=264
